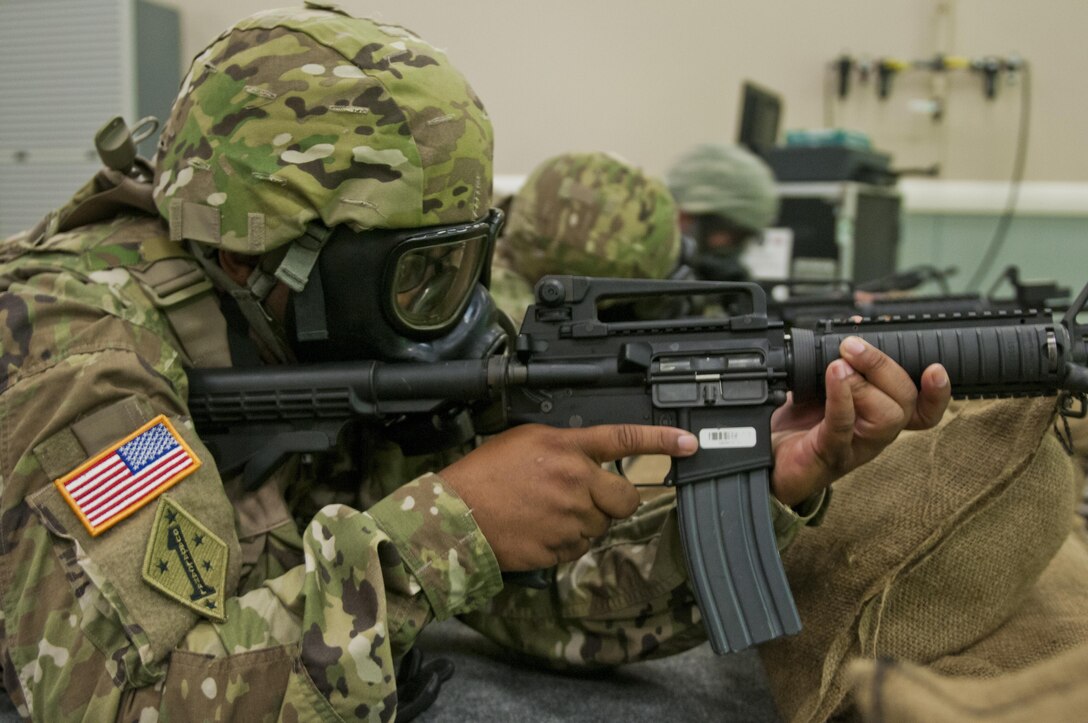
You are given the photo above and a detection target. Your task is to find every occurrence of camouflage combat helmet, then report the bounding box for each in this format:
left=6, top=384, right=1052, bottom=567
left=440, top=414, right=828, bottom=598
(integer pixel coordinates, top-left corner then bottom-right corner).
left=153, top=3, right=493, bottom=256
left=498, top=152, right=680, bottom=282
left=665, top=143, right=778, bottom=234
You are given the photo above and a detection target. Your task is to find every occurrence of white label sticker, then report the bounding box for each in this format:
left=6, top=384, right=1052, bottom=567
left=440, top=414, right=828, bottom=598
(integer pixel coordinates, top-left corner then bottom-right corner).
left=699, top=427, right=758, bottom=449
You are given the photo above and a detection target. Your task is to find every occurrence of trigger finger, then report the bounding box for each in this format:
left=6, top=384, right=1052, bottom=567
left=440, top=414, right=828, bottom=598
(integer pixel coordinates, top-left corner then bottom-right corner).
left=588, top=470, right=640, bottom=520
left=583, top=508, right=612, bottom=540
left=556, top=536, right=593, bottom=565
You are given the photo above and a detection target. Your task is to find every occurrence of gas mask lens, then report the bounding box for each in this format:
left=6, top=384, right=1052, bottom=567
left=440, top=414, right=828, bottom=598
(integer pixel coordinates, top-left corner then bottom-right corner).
left=390, top=233, right=487, bottom=331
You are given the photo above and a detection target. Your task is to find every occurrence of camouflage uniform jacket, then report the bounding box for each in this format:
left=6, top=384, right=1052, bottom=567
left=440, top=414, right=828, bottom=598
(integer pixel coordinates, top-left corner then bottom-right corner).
left=0, top=209, right=501, bottom=721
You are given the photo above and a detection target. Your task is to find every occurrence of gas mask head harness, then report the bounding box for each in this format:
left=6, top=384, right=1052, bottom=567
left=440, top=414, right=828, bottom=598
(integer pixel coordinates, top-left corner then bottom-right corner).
left=284, top=208, right=507, bottom=364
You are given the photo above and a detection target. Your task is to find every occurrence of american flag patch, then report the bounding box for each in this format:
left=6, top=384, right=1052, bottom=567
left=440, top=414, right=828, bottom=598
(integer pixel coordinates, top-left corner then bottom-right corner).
left=54, top=415, right=201, bottom=536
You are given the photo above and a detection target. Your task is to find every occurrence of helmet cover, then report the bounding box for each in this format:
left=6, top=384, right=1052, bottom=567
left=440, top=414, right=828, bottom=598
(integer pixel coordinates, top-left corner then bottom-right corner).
left=153, top=4, right=493, bottom=254
left=499, top=152, right=680, bottom=282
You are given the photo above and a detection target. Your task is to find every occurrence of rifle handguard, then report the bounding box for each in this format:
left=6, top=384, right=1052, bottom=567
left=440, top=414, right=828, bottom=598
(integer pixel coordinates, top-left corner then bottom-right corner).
left=790, top=310, right=1087, bottom=402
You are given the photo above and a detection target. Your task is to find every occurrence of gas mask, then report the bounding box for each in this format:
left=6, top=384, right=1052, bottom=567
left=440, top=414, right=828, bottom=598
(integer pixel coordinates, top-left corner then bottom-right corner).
left=286, top=209, right=507, bottom=364
left=690, top=214, right=754, bottom=283
left=692, top=250, right=749, bottom=283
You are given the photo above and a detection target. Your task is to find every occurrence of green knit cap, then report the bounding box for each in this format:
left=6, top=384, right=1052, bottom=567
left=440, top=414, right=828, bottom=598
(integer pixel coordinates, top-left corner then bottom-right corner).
left=666, top=143, right=778, bottom=233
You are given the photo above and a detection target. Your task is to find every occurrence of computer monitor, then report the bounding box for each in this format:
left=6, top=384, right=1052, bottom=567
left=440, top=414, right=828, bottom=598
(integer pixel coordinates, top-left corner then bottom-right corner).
left=737, top=81, right=782, bottom=157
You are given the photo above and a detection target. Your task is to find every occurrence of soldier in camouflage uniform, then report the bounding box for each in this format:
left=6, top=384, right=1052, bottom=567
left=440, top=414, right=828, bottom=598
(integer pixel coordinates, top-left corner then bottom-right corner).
left=490, top=151, right=683, bottom=325
left=0, top=5, right=951, bottom=721
left=666, top=142, right=779, bottom=282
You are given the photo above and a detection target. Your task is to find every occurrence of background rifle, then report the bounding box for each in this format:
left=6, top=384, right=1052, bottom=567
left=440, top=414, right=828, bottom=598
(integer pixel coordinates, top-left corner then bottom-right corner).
left=187, top=275, right=1088, bottom=655
left=755, top=265, right=1070, bottom=328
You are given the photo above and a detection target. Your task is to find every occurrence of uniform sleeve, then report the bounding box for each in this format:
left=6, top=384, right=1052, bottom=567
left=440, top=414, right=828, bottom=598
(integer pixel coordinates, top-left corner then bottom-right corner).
left=176, top=474, right=500, bottom=720
left=460, top=486, right=828, bottom=668
left=772, top=488, right=831, bottom=551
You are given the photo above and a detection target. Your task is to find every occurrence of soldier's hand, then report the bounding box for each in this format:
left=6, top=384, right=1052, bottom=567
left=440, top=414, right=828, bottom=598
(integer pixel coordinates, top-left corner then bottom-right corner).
left=440, top=424, right=698, bottom=571
left=770, top=336, right=951, bottom=506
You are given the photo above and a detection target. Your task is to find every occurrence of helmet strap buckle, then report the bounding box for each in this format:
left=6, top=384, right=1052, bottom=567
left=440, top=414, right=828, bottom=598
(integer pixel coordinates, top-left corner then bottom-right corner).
left=274, top=222, right=333, bottom=293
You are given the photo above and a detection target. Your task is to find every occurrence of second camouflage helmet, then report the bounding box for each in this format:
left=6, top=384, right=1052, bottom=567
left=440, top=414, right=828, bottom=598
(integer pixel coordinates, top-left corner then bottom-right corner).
left=499, top=152, right=681, bottom=282
left=153, top=4, right=493, bottom=254
left=666, top=143, right=778, bottom=234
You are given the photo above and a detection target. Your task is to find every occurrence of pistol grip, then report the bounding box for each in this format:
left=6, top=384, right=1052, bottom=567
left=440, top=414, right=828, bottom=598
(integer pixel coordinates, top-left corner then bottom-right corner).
left=676, top=468, right=801, bottom=653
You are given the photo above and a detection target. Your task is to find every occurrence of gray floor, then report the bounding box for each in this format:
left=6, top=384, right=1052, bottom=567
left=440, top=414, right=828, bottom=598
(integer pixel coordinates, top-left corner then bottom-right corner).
left=415, top=619, right=782, bottom=722
left=0, top=621, right=781, bottom=722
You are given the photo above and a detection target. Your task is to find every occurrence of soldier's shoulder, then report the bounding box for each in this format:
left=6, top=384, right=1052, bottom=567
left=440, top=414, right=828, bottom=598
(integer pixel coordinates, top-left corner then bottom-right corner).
left=0, top=215, right=187, bottom=390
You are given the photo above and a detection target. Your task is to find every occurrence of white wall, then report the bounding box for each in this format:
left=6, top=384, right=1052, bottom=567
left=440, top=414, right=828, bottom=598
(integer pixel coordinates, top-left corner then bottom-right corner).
left=158, top=0, right=1088, bottom=182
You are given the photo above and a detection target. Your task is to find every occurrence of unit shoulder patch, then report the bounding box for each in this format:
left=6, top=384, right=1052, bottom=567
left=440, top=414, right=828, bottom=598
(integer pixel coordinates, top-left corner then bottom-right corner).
left=53, top=414, right=201, bottom=536
left=143, top=495, right=228, bottom=621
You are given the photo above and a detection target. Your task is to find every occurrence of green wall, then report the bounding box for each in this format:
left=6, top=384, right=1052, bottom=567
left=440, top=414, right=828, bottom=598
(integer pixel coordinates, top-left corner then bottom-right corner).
left=899, top=213, right=1088, bottom=299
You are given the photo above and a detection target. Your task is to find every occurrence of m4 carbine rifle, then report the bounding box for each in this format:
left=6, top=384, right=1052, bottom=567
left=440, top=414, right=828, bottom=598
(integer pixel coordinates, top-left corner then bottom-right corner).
left=187, top=276, right=1088, bottom=655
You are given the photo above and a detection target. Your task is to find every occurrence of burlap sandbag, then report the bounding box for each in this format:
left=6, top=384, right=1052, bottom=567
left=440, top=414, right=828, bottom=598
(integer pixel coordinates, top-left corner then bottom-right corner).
left=1063, top=414, right=1088, bottom=516
left=758, top=398, right=1079, bottom=722
left=847, top=524, right=1088, bottom=721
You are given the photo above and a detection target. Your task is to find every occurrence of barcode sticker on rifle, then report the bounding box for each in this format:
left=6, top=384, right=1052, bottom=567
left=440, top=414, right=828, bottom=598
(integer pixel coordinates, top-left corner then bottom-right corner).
left=699, top=427, right=757, bottom=449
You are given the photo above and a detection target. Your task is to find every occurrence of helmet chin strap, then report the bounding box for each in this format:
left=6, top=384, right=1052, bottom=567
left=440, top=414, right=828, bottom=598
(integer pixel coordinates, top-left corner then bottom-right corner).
left=188, top=222, right=336, bottom=363
left=187, top=240, right=294, bottom=364
left=275, top=224, right=334, bottom=343
left=291, top=264, right=329, bottom=343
